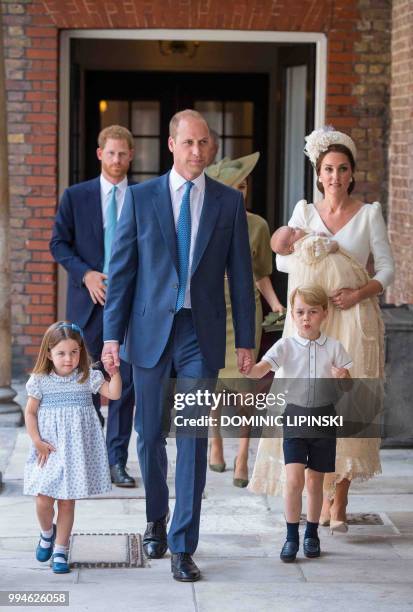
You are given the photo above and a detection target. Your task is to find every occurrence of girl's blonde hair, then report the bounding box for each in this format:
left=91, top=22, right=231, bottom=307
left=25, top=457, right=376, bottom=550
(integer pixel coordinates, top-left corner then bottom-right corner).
left=32, top=321, right=90, bottom=383
left=290, top=285, right=329, bottom=310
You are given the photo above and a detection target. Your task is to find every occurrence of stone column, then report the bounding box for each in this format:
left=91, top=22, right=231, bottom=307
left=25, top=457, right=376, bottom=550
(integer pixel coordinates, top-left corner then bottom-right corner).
left=0, top=9, right=22, bottom=426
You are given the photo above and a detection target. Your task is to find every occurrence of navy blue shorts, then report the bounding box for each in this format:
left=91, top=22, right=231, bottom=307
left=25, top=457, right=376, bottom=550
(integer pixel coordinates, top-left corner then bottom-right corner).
left=283, top=437, right=336, bottom=472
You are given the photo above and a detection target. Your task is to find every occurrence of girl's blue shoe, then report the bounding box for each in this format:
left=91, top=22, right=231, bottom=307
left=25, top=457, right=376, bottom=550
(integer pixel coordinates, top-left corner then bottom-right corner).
left=51, top=552, right=70, bottom=574
left=35, top=525, right=56, bottom=562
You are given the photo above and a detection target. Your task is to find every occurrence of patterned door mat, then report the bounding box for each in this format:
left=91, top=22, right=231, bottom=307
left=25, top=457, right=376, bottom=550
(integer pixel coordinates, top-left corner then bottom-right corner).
left=300, top=513, right=384, bottom=525
left=69, top=533, right=144, bottom=568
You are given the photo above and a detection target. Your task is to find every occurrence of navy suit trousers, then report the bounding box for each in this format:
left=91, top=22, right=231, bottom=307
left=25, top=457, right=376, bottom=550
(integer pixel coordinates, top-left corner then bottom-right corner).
left=133, top=309, right=218, bottom=554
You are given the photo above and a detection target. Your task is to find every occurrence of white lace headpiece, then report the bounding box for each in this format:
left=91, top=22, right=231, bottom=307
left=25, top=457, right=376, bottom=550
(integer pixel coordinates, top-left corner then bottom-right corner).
left=304, top=126, right=357, bottom=166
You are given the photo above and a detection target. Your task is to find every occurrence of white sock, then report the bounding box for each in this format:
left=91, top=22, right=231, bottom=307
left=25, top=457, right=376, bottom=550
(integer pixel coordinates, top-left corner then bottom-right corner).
left=53, top=544, right=67, bottom=564
left=39, top=526, right=54, bottom=549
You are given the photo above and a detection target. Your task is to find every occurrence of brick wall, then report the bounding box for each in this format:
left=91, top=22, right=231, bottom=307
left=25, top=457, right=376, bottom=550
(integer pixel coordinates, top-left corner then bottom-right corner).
left=387, top=0, right=413, bottom=305
left=1, top=0, right=394, bottom=378
left=3, top=0, right=58, bottom=376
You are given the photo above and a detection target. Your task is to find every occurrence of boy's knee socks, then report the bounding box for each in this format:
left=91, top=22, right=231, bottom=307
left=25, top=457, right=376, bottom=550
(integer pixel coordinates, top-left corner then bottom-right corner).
left=305, top=520, right=319, bottom=539
left=286, top=521, right=300, bottom=542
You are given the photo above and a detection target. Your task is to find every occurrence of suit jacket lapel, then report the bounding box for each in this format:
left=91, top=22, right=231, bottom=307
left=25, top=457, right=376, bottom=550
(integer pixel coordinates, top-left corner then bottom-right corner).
left=88, top=178, right=104, bottom=253
left=191, top=175, right=221, bottom=277
left=153, top=172, right=178, bottom=271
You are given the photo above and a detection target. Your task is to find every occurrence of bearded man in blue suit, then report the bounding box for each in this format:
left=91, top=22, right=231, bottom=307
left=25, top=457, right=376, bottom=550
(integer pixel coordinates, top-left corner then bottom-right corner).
left=102, top=110, right=255, bottom=582
left=50, top=125, right=136, bottom=488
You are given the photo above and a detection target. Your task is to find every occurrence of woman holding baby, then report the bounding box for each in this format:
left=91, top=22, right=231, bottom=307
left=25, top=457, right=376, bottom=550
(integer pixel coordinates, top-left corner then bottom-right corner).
left=249, top=127, right=394, bottom=532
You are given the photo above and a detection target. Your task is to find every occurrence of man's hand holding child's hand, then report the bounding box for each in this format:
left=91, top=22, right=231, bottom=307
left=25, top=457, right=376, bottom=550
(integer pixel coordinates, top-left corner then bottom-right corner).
left=102, top=355, right=120, bottom=377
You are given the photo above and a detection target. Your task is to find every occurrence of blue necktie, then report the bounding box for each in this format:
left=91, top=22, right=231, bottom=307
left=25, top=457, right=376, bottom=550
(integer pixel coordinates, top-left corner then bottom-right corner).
left=175, top=181, right=194, bottom=311
left=103, top=185, right=118, bottom=275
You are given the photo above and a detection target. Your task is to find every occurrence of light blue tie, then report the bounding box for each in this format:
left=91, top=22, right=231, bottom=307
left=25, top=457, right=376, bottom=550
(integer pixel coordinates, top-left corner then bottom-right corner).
left=175, top=181, right=194, bottom=311
left=103, top=185, right=118, bottom=275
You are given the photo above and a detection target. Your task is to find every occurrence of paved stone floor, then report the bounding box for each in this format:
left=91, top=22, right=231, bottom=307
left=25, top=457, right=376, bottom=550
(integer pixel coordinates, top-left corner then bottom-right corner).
left=1, top=383, right=413, bottom=611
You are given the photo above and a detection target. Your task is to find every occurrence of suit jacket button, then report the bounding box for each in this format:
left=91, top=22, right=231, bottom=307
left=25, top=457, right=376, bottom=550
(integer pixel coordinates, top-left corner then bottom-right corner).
left=173, top=283, right=178, bottom=289
left=169, top=308, right=175, bottom=314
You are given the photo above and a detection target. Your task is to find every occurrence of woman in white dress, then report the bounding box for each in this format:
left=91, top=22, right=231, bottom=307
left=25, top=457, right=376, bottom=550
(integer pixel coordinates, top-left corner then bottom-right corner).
left=249, top=127, right=394, bottom=530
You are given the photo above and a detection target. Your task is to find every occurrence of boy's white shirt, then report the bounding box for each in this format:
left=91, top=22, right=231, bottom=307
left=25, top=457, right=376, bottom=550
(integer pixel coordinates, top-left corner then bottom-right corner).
left=262, top=333, right=353, bottom=408
left=262, top=333, right=352, bottom=377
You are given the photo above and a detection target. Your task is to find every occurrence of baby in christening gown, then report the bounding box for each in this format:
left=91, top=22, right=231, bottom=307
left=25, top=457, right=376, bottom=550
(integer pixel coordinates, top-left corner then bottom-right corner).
left=271, top=225, right=383, bottom=380
left=272, top=225, right=338, bottom=257
left=248, top=227, right=384, bottom=497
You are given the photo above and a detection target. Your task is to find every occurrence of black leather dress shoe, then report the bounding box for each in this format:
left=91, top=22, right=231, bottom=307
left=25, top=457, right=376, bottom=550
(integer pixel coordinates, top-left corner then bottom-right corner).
left=303, top=537, right=320, bottom=558
left=171, top=553, right=201, bottom=582
left=280, top=539, right=299, bottom=563
left=143, top=517, right=168, bottom=559
left=109, top=463, right=136, bottom=488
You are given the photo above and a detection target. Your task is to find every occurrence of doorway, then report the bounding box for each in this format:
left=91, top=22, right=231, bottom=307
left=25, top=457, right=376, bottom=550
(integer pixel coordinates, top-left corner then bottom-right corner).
left=82, top=71, right=269, bottom=217
left=68, top=38, right=318, bottom=227
left=58, top=33, right=326, bottom=318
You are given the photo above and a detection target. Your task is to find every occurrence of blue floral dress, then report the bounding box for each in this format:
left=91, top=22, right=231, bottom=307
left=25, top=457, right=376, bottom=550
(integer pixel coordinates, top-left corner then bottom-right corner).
left=24, top=368, right=112, bottom=499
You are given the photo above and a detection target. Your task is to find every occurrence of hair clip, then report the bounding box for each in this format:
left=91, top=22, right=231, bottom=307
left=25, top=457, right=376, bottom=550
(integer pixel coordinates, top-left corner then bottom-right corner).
left=57, top=322, right=84, bottom=338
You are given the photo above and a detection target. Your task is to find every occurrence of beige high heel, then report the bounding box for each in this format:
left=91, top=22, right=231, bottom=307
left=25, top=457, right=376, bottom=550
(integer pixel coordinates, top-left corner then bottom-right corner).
left=330, top=520, right=348, bottom=534
left=319, top=516, right=330, bottom=527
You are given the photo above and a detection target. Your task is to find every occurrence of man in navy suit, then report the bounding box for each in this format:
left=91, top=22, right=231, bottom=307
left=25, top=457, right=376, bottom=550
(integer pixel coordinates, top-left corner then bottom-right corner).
left=50, top=125, right=136, bottom=488
left=102, top=110, right=255, bottom=581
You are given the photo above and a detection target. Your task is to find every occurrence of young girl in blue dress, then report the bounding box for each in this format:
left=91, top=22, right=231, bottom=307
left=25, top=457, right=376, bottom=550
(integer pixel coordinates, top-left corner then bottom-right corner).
left=24, top=321, right=122, bottom=574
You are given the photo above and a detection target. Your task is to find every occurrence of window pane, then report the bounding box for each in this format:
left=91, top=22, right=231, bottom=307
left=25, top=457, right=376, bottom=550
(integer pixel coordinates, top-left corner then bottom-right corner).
left=132, top=101, right=160, bottom=135
left=194, top=101, right=223, bottom=133
left=100, top=100, right=129, bottom=129
left=132, top=138, right=160, bottom=173
left=224, top=138, right=253, bottom=159
left=224, top=102, right=253, bottom=136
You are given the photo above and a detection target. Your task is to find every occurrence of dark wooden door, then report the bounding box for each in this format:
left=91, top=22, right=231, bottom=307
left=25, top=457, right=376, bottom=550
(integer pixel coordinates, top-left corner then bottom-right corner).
left=80, top=71, right=269, bottom=216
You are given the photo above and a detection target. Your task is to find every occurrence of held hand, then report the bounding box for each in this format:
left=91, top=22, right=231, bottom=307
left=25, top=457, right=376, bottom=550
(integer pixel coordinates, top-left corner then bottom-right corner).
left=237, top=348, right=255, bottom=375
left=84, top=270, right=108, bottom=306
left=101, top=355, right=119, bottom=378
left=331, top=366, right=351, bottom=379
left=34, top=440, right=56, bottom=468
left=272, top=302, right=286, bottom=314
left=102, top=342, right=120, bottom=369
left=330, top=288, right=359, bottom=310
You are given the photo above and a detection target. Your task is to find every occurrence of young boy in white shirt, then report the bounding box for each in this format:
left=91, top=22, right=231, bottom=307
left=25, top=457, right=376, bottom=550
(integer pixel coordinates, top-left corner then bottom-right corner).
left=246, top=284, right=352, bottom=562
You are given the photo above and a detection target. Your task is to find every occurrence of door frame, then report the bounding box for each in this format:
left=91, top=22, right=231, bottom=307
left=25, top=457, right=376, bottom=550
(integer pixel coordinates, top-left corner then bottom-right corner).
left=57, top=29, right=327, bottom=317
left=59, top=29, right=326, bottom=196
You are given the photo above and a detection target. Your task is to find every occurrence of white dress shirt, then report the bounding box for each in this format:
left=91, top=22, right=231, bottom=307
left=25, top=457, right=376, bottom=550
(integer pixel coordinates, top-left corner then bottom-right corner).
left=100, top=174, right=128, bottom=228
left=169, top=167, right=205, bottom=309
left=263, top=333, right=353, bottom=407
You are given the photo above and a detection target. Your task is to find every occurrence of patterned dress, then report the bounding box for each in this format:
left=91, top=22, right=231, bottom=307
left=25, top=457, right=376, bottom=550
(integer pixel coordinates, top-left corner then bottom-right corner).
left=24, top=368, right=112, bottom=499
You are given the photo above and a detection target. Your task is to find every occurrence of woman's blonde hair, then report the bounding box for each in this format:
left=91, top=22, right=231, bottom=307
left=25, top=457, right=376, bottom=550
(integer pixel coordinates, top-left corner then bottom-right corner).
left=32, top=321, right=90, bottom=383
left=290, top=285, right=329, bottom=310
